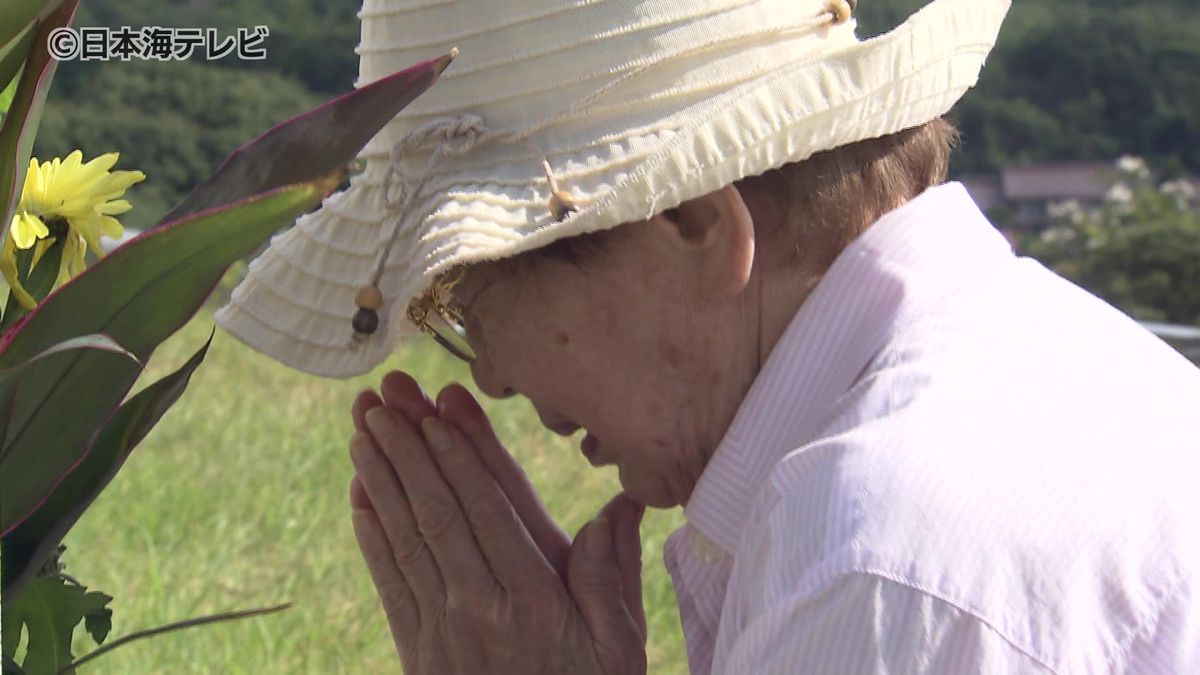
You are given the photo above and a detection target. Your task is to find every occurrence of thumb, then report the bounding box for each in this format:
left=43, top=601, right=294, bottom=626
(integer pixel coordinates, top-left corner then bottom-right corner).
left=601, top=495, right=646, bottom=642
left=568, top=518, right=647, bottom=674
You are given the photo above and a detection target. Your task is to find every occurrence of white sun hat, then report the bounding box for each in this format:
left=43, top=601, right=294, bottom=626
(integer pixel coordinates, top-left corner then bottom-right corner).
left=214, top=0, right=1011, bottom=379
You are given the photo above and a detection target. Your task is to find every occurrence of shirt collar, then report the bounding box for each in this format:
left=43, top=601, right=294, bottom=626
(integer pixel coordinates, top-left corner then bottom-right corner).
left=682, top=182, right=1013, bottom=554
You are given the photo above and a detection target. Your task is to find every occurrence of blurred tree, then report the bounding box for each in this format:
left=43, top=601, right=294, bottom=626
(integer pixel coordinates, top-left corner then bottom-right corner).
left=31, top=0, right=1200, bottom=230
left=70, top=0, right=359, bottom=95
left=855, top=0, right=927, bottom=37
left=1021, top=159, right=1200, bottom=325
left=35, top=59, right=316, bottom=229
left=860, top=0, right=1200, bottom=175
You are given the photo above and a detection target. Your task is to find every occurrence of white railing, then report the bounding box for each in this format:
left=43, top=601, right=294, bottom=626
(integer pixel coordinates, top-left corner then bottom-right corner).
left=1142, top=321, right=1200, bottom=365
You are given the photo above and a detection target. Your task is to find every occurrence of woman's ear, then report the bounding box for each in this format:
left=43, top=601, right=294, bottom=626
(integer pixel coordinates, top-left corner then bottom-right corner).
left=656, top=184, right=755, bottom=300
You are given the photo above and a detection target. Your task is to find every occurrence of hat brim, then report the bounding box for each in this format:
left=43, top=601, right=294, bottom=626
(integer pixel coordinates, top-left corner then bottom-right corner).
left=215, top=0, right=1009, bottom=378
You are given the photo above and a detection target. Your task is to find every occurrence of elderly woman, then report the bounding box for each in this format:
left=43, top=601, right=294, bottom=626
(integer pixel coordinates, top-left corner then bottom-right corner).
left=217, top=0, right=1200, bottom=672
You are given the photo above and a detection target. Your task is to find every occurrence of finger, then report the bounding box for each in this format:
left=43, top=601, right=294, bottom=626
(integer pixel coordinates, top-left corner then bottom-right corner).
left=352, top=507, right=419, bottom=651
left=599, top=493, right=646, bottom=642
left=422, top=415, right=558, bottom=588
left=352, top=387, right=384, bottom=433
left=349, top=431, right=444, bottom=616
left=567, top=519, right=648, bottom=674
left=437, top=384, right=570, bottom=576
left=380, top=370, right=437, bottom=425
left=363, top=406, right=494, bottom=590
left=349, top=474, right=372, bottom=511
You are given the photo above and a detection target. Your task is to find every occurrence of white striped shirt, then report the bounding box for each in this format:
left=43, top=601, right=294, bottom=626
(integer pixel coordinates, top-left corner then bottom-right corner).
left=664, top=182, right=1200, bottom=674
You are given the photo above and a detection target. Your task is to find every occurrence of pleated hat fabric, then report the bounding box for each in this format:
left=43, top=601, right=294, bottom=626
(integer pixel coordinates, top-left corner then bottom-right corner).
left=215, top=0, right=1011, bottom=378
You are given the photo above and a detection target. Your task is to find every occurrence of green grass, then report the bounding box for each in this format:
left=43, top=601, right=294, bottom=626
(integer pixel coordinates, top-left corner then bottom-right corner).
left=55, top=308, right=688, bottom=674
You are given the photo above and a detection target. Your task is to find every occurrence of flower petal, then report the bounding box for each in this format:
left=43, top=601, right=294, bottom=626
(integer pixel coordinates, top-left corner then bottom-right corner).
left=54, top=234, right=79, bottom=288
left=29, top=237, right=55, bottom=271
left=96, top=199, right=132, bottom=215
left=71, top=152, right=121, bottom=191
left=23, top=158, right=45, bottom=204
left=13, top=213, right=49, bottom=248
left=94, top=215, right=124, bottom=240
left=91, top=169, right=145, bottom=198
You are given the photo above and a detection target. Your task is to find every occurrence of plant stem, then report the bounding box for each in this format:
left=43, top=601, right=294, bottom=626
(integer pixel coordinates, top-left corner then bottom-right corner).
left=56, top=602, right=293, bottom=674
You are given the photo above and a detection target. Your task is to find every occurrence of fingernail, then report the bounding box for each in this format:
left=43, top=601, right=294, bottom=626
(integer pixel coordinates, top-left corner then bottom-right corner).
left=421, top=416, right=451, bottom=450
left=364, top=406, right=392, bottom=434
left=586, top=517, right=612, bottom=555
left=353, top=387, right=375, bottom=413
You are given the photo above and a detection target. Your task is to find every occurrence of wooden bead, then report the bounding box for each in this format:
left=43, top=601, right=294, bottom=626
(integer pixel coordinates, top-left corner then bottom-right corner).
left=355, top=285, right=383, bottom=311
left=352, top=308, right=380, bottom=335
left=827, top=0, right=853, bottom=25
left=548, top=190, right=578, bottom=222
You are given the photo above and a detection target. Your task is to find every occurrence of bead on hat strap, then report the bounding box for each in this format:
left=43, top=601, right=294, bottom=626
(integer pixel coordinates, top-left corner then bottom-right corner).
left=826, top=0, right=856, bottom=26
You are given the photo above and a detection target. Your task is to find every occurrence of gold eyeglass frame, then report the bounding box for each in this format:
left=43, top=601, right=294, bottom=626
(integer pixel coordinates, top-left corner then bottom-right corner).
left=405, top=268, right=476, bottom=363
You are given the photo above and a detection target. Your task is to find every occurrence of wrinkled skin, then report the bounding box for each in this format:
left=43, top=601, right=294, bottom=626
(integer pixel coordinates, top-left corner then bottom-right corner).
left=350, top=372, right=647, bottom=675
left=349, top=184, right=822, bottom=672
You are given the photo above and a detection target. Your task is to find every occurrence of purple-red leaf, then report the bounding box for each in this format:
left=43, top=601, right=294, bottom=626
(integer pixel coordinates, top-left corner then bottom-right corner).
left=0, top=332, right=137, bottom=461
left=1, top=330, right=211, bottom=596
left=156, top=49, right=457, bottom=227
left=0, top=49, right=454, bottom=536
left=0, top=183, right=327, bottom=536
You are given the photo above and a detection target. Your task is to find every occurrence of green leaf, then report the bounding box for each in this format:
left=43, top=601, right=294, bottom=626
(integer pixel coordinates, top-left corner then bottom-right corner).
left=0, top=50, right=456, bottom=538
left=0, top=0, right=78, bottom=240
left=0, top=334, right=137, bottom=377
left=2, top=575, right=86, bottom=675
left=0, top=184, right=319, bottom=537
left=156, top=48, right=457, bottom=227
left=2, top=655, right=25, bottom=674
left=1, top=331, right=210, bottom=595
left=0, top=333, right=138, bottom=398
left=0, top=79, right=15, bottom=114
left=0, top=333, right=138, bottom=459
left=80, top=592, right=112, bottom=646
left=0, top=1, right=65, bottom=50
left=0, top=237, right=66, bottom=332
left=0, top=23, right=33, bottom=115
left=1, top=592, right=21, bottom=661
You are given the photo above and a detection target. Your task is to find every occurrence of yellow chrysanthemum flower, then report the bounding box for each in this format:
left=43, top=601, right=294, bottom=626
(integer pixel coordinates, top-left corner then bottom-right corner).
left=2, top=151, right=145, bottom=309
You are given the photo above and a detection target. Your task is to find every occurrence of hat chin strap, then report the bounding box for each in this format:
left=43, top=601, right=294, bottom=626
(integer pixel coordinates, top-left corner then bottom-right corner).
left=348, top=1, right=855, bottom=347
left=347, top=116, right=578, bottom=346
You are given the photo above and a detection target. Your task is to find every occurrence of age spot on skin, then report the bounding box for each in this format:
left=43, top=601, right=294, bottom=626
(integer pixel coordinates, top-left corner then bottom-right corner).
left=661, top=342, right=686, bottom=369
left=556, top=331, right=570, bottom=346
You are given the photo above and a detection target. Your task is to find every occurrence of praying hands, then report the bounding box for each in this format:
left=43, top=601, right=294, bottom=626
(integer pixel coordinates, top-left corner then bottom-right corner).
left=348, top=371, right=647, bottom=674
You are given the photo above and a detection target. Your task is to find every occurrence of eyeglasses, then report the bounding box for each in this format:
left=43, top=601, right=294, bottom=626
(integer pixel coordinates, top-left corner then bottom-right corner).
left=407, top=298, right=476, bottom=364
